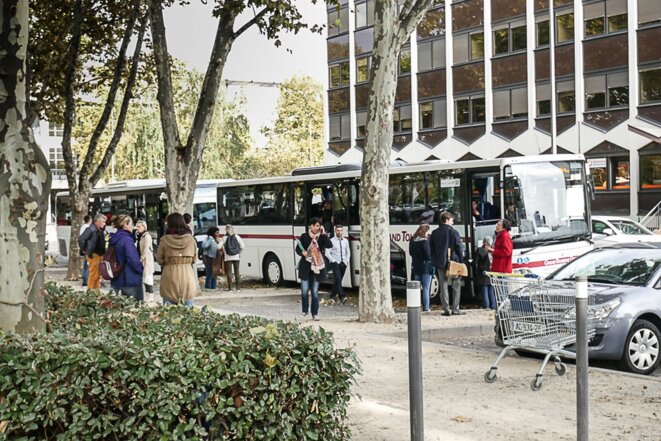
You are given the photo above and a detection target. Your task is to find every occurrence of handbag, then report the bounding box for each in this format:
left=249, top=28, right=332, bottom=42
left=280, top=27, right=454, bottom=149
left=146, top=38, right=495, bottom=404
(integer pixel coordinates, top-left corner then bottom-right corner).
left=212, top=249, right=224, bottom=276
left=446, top=249, right=468, bottom=278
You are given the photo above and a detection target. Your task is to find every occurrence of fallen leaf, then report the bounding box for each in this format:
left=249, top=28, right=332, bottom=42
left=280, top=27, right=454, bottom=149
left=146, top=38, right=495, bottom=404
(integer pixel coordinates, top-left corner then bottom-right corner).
left=451, top=416, right=472, bottom=423
left=0, top=420, right=8, bottom=433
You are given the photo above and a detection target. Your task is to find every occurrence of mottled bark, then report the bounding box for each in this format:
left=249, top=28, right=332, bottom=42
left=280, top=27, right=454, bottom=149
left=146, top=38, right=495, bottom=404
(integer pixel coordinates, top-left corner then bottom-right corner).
left=0, top=0, right=52, bottom=333
left=359, top=0, right=432, bottom=323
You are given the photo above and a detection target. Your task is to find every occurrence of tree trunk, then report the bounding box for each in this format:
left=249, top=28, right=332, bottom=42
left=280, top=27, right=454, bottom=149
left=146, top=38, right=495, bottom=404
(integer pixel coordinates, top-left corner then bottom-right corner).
left=164, top=152, right=197, bottom=214
left=0, top=0, right=52, bottom=333
left=65, top=190, right=90, bottom=280
left=358, top=1, right=400, bottom=323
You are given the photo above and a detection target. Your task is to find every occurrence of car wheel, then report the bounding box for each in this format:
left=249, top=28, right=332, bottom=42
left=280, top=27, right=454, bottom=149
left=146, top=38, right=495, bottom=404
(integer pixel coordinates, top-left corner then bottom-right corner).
left=429, top=273, right=440, bottom=300
left=263, top=254, right=283, bottom=286
left=621, top=319, right=660, bottom=375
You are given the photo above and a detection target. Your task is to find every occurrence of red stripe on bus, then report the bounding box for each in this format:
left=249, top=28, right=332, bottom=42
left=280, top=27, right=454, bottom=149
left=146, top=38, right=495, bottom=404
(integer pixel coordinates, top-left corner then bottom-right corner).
left=237, top=234, right=296, bottom=240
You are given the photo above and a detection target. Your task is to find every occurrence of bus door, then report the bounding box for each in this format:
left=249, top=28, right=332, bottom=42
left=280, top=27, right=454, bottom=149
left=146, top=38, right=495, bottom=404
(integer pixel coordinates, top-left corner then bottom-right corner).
left=292, top=183, right=306, bottom=281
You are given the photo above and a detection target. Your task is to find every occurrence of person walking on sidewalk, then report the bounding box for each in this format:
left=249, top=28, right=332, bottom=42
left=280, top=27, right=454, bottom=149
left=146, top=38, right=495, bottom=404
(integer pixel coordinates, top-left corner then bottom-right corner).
left=325, top=224, right=350, bottom=304
left=78, top=214, right=107, bottom=290
left=476, top=236, right=496, bottom=310
left=409, top=224, right=433, bottom=312
left=135, top=220, right=155, bottom=300
left=491, top=219, right=513, bottom=274
left=430, top=211, right=465, bottom=316
left=156, top=213, right=199, bottom=306
left=108, top=214, right=144, bottom=302
left=296, top=217, right=332, bottom=321
left=78, top=214, right=92, bottom=286
left=222, top=224, right=245, bottom=291
left=202, top=226, right=222, bottom=290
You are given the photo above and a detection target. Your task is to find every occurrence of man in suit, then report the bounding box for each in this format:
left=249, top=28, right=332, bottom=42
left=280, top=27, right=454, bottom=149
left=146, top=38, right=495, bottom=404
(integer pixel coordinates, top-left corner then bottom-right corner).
left=430, top=211, right=465, bottom=316
left=325, top=224, right=351, bottom=304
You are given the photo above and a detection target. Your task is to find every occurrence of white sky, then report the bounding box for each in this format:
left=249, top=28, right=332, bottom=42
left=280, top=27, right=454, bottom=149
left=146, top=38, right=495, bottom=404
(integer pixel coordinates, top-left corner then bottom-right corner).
left=163, top=1, right=327, bottom=147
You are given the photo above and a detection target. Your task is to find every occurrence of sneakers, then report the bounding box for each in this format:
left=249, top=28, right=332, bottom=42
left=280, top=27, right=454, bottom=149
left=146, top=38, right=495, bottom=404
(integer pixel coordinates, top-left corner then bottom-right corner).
left=340, top=298, right=347, bottom=305
left=442, top=310, right=451, bottom=316
left=301, top=312, right=308, bottom=317
left=452, top=310, right=467, bottom=315
left=312, top=315, right=320, bottom=321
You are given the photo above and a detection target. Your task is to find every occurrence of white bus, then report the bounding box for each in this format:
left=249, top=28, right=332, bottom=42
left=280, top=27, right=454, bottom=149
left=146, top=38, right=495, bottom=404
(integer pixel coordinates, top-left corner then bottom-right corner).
left=55, top=179, right=225, bottom=259
left=213, top=154, right=593, bottom=298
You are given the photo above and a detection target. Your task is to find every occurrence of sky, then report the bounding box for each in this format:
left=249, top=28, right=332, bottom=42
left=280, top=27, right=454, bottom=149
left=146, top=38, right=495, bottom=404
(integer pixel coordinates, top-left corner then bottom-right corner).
left=163, top=1, right=328, bottom=147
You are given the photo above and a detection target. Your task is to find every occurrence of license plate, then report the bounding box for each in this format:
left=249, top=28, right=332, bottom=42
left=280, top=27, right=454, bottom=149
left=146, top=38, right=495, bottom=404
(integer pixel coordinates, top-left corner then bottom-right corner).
left=510, top=321, right=544, bottom=334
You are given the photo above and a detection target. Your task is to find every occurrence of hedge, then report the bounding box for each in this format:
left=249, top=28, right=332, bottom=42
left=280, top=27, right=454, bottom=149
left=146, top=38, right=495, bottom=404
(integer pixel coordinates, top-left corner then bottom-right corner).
left=0, top=284, right=360, bottom=440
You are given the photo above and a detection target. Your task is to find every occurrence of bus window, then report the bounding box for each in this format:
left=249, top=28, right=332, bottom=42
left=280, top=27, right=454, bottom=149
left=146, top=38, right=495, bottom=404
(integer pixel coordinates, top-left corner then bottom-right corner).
left=219, top=187, right=247, bottom=224
left=56, top=196, right=71, bottom=225
left=247, top=184, right=290, bottom=225
left=332, top=180, right=350, bottom=226
left=389, top=173, right=426, bottom=224
left=144, top=193, right=160, bottom=238
left=293, top=184, right=305, bottom=226
left=428, top=170, right=466, bottom=225
left=193, top=202, right=217, bottom=235
left=347, top=181, right=359, bottom=225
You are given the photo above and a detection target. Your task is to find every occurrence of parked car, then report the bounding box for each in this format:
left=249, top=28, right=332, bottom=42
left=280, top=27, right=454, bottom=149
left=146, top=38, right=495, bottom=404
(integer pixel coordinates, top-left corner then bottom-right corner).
left=592, top=215, right=661, bottom=247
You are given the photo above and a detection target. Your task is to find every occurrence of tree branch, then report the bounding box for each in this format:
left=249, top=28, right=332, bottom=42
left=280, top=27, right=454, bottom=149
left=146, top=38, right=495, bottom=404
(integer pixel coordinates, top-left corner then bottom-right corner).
left=90, top=12, right=147, bottom=186
left=233, top=7, right=268, bottom=40
left=397, top=0, right=433, bottom=44
left=60, top=0, right=83, bottom=195
left=79, top=0, right=140, bottom=184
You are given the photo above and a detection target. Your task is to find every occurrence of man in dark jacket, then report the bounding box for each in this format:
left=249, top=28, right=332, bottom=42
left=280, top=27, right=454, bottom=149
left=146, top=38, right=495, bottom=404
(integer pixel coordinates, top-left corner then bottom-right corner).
left=296, top=217, right=332, bottom=321
left=430, top=211, right=465, bottom=316
left=78, top=214, right=107, bottom=290
left=108, top=214, right=144, bottom=301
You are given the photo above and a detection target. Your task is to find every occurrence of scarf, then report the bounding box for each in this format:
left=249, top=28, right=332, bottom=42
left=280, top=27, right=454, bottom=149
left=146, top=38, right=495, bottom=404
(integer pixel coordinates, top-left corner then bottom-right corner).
left=306, top=234, right=325, bottom=274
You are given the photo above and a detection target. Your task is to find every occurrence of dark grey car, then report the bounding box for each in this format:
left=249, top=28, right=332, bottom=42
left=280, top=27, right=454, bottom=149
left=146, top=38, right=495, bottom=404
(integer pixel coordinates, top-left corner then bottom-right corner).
left=545, top=242, right=661, bottom=375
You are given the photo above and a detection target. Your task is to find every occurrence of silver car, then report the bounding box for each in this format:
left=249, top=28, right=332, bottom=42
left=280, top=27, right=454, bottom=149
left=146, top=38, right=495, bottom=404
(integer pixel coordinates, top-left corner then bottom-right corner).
left=545, top=242, right=661, bottom=375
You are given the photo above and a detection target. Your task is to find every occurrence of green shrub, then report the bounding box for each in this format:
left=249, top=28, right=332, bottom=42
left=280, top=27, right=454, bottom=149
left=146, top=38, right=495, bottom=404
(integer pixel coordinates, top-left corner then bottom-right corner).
left=0, top=284, right=360, bottom=440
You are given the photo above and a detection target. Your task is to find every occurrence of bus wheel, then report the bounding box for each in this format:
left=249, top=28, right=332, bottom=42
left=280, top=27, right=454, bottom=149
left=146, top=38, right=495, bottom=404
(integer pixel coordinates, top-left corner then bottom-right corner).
left=429, top=273, right=440, bottom=300
left=263, top=254, right=283, bottom=286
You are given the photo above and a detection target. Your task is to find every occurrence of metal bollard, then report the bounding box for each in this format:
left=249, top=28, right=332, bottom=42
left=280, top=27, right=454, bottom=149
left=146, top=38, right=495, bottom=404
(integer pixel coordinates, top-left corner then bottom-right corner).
left=575, top=276, right=589, bottom=441
left=406, top=280, right=424, bottom=441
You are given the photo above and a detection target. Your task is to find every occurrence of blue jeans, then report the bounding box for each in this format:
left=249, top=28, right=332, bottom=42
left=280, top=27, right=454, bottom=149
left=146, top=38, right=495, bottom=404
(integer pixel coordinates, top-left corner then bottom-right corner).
left=120, top=285, right=144, bottom=302
left=163, top=298, right=194, bottom=307
left=301, top=277, right=320, bottom=316
left=82, top=257, right=88, bottom=286
left=482, top=285, right=496, bottom=310
left=204, top=263, right=216, bottom=289
left=414, top=273, right=432, bottom=312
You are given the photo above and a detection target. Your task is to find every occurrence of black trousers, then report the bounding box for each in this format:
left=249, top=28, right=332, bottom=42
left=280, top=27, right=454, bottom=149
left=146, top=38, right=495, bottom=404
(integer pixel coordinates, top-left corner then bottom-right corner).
left=330, top=261, right=347, bottom=300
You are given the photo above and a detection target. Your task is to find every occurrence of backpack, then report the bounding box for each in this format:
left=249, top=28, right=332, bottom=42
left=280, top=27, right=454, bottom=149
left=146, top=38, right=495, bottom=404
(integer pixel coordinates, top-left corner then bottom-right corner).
left=99, top=246, right=124, bottom=281
left=224, top=235, right=241, bottom=256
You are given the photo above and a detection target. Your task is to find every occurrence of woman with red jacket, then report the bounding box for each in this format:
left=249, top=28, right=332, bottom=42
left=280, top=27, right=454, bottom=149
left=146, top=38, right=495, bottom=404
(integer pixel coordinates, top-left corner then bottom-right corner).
left=490, top=219, right=513, bottom=273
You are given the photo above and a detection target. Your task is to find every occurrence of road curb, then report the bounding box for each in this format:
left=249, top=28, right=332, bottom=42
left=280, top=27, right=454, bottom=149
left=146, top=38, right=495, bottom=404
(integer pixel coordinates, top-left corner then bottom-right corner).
left=389, top=324, right=493, bottom=340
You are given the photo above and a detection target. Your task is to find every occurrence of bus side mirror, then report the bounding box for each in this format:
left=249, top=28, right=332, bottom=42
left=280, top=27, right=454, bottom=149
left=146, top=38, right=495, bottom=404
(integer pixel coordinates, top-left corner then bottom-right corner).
left=603, top=228, right=614, bottom=236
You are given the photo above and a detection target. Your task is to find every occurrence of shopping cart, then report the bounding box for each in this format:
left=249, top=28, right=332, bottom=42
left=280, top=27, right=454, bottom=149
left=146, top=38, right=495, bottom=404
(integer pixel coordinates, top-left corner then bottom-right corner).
left=484, top=272, right=595, bottom=391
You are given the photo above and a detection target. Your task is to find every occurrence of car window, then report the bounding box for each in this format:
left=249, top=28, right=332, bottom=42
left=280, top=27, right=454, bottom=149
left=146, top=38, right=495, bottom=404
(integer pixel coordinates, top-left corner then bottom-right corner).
left=549, top=248, right=661, bottom=286
left=592, top=221, right=607, bottom=234
left=611, top=220, right=651, bottom=236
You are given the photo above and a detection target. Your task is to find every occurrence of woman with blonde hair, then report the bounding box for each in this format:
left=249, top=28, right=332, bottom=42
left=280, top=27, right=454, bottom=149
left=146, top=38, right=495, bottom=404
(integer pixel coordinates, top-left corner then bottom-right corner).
left=156, top=213, right=199, bottom=306
left=108, top=214, right=144, bottom=301
left=408, top=223, right=433, bottom=312
left=222, top=224, right=245, bottom=291
left=135, top=220, right=155, bottom=300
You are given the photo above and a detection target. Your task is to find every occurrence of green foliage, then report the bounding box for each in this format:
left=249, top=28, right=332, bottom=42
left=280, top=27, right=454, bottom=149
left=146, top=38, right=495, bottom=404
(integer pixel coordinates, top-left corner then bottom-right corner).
left=0, top=284, right=359, bottom=440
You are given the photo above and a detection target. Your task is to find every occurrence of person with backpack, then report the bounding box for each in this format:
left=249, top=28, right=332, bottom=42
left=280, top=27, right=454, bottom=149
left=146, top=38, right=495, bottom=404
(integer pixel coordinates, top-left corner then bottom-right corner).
left=108, top=214, right=144, bottom=301
left=222, top=224, right=245, bottom=291
left=78, top=214, right=107, bottom=290
left=157, top=213, right=199, bottom=306
left=201, top=226, right=222, bottom=290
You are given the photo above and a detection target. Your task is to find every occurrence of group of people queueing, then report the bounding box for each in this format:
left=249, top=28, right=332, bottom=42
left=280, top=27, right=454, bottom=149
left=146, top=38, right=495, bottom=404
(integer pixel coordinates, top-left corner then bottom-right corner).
left=201, top=225, right=245, bottom=291
left=408, top=213, right=513, bottom=314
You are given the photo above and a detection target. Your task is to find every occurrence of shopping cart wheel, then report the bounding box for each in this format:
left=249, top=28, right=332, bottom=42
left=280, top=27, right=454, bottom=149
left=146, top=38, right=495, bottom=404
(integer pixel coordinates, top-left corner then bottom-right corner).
left=530, top=375, right=544, bottom=391
left=554, top=361, right=567, bottom=376
left=484, top=368, right=498, bottom=383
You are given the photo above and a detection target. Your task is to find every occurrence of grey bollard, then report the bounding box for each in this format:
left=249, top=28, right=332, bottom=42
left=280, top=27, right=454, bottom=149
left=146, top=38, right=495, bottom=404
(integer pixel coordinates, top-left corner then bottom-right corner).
left=407, top=280, right=424, bottom=441
left=576, top=276, right=589, bottom=441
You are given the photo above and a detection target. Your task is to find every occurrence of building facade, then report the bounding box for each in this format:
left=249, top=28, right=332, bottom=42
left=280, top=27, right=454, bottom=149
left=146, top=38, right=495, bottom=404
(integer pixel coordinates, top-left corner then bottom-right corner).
left=324, top=0, right=661, bottom=217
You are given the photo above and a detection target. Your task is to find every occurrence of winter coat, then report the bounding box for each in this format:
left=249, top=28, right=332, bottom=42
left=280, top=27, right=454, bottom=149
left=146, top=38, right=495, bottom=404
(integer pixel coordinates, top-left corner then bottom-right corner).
left=108, top=229, right=144, bottom=290
left=429, top=224, right=463, bottom=269
left=156, top=234, right=199, bottom=304
left=295, top=232, right=332, bottom=282
left=476, top=246, right=492, bottom=286
left=491, top=230, right=513, bottom=273
left=222, top=234, right=245, bottom=262
left=138, top=231, right=155, bottom=286
left=409, top=237, right=432, bottom=276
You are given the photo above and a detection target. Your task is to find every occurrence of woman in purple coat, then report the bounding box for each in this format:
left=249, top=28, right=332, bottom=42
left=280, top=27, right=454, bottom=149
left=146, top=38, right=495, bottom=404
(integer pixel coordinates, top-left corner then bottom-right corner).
left=108, top=214, right=144, bottom=302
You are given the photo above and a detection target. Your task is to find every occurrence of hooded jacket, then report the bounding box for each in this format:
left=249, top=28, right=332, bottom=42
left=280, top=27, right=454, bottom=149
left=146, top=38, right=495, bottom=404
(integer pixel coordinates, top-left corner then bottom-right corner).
left=108, top=229, right=144, bottom=290
left=156, top=234, right=199, bottom=303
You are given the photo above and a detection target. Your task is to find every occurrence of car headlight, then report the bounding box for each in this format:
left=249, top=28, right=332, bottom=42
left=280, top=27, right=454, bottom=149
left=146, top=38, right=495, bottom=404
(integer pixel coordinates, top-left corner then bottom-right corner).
left=589, top=298, right=621, bottom=320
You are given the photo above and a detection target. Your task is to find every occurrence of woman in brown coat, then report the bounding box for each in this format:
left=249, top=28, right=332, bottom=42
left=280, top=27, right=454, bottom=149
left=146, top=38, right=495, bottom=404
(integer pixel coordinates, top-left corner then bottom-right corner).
left=156, top=213, right=199, bottom=306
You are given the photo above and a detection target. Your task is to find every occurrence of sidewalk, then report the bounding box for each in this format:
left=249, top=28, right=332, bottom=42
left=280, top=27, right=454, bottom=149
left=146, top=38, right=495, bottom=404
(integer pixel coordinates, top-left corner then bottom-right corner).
left=45, top=267, right=661, bottom=440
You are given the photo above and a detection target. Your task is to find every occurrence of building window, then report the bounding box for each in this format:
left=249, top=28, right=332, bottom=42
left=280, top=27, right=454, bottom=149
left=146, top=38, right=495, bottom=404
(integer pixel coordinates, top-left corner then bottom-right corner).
left=328, top=5, right=349, bottom=37
left=641, top=154, right=661, bottom=189
left=455, top=95, right=485, bottom=125
left=639, top=0, right=661, bottom=27
left=419, top=98, right=447, bottom=130
left=493, top=87, right=528, bottom=121
left=418, top=38, right=445, bottom=71
left=611, top=157, right=630, bottom=189
left=588, top=156, right=632, bottom=190
left=453, top=31, right=484, bottom=64
left=329, top=113, right=351, bottom=141
left=584, top=0, right=627, bottom=37
left=356, top=56, right=371, bottom=83
left=588, top=157, right=608, bottom=190
left=536, top=83, right=551, bottom=116
left=355, top=0, right=374, bottom=29
left=493, top=20, right=526, bottom=55
left=585, top=71, right=628, bottom=110
left=557, top=80, right=576, bottom=113
left=399, top=48, right=411, bottom=75
left=329, top=61, right=350, bottom=88
left=556, top=11, right=574, bottom=43
left=355, top=27, right=374, bottom=55
left=640, top=67, right=661, bottom=104
left=536, top=15, right=550, bottom=46
left=393, top=105, right=413, bottom=133
left=356, top=111, right=367, bottom=138
left=48, top=122, right=64, bottom=137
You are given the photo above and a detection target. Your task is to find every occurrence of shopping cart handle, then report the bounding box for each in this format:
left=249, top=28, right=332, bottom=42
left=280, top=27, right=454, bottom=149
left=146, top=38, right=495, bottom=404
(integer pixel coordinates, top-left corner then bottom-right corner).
left=485, top=271, right=526, bottom=278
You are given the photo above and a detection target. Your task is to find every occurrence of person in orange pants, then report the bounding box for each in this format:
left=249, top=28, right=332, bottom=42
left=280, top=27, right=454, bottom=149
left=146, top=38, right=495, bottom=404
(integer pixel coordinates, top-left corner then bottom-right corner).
left=78, top=214, right=107, bottom=290
left=86, top=253, right=104, bottom=289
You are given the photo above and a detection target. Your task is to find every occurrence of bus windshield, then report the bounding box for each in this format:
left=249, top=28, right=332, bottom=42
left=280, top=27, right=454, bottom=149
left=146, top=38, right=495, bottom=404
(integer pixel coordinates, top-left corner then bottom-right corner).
left=505, top=160, right=589, bottom=249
